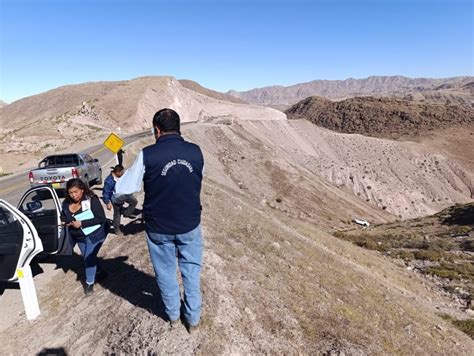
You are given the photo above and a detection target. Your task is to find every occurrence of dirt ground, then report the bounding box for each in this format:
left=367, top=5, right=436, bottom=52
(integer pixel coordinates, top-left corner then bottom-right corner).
left=1, top=122, right=473, bottom=354
left=1, top=184, right=473, bottom=354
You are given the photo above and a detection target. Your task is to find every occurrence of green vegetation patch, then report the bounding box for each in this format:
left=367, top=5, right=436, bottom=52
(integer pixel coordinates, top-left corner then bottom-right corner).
left=333, top=231, right=389, bottom=252
left=395, top=249, right=455, bottom=262
left=452, top=319, right=474, bottom=338
left=440, top=314, right=474, bottom=339
left=427, top=262, right=474, bottom=281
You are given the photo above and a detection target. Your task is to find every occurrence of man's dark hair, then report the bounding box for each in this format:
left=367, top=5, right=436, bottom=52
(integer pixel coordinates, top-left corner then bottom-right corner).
left=112, top=164, right=124, bottom=173
left=153, top=108, right=180, bottom=134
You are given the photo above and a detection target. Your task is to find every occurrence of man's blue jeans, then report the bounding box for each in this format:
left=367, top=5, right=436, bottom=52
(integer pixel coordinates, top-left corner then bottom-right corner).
left=146, top=224, right=203, bottom=326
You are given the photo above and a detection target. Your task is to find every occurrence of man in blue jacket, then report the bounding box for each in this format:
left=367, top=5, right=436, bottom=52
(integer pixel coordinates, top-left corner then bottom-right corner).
left=115, top=108, right=204, bottom=333
left=102, top=165, right=138, bottom=235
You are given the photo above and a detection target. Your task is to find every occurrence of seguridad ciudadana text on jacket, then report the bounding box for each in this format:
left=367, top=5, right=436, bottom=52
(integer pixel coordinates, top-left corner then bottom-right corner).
left=115, top=134, right=204, bottom=234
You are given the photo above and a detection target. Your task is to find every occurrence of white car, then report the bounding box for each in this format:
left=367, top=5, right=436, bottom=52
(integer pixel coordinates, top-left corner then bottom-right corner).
left=0, top=185, right=70, bottom=282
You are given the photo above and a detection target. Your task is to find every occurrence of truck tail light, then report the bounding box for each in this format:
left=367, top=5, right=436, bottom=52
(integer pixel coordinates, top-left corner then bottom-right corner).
left=28, top=171, right=34, bottom=183
left=72, top=168, right=78, bottom=178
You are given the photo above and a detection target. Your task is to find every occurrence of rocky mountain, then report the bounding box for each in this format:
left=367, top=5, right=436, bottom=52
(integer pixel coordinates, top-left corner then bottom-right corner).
left=228, top=76, right=474, bottom=109
left=0, top=76, right=283, bottom=174
left=0, top=100, right=7, bottom=108
left=403, top=81, right=474, bottom=107
left=285, top=96, right=474, bottom=138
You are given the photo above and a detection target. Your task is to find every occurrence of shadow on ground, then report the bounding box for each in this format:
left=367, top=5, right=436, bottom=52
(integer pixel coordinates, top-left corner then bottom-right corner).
left=121, top=217, right=145, bottom=235
left=37, top=347, right=68, bottom=356
left=50, top=251, right=166, bottom=319
left=1, top=245, right=166, bottom=320
left=0, top=281, right=19, bottom=295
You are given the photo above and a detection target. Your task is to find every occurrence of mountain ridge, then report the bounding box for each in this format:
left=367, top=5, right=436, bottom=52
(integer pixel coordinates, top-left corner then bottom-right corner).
left=228, top=75, right=473, bottom=108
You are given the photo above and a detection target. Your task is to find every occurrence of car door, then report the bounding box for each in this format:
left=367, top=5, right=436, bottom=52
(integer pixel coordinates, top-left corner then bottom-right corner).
left=80, top=154, right=91, bottom=184
left=85, top=154, right=99, bottom=182
left=0, top=200, right=43, bottom=281
left=17, top=186, right=69, bottom=255
left=92, top=157, right=101, bottom=182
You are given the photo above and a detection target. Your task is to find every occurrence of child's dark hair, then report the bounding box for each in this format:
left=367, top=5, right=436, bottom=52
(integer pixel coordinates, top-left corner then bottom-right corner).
left=112, top=164, right=124, bottom=173
left=65, top=178, right=95, bottom=203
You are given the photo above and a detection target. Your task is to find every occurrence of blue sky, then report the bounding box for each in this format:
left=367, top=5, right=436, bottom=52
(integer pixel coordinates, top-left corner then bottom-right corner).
left=0, top=0, right=472, bottom=103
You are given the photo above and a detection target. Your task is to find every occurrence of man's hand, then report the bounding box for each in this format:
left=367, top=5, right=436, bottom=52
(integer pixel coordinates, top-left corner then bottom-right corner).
left=70, top=220, right=82, bottom=229
left=106, top=203, right=112, bottom=211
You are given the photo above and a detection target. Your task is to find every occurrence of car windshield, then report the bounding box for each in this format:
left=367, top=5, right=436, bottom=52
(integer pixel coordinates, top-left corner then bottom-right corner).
left=39, top=155, right=79, bottom=168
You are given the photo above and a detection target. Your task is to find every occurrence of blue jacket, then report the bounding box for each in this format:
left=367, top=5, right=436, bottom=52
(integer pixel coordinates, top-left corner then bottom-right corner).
left=102, top=173, right=116, bottom=204
left=143, top=134, right=204, bottom=234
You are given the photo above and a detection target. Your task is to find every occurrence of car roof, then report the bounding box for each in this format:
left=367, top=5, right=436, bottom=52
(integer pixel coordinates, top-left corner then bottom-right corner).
left=43, top=153, right=82, bottom=158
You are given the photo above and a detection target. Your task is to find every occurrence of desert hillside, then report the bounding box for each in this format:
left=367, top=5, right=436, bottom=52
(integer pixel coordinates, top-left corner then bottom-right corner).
left=0, top=100, right=7, bottom=108
left=285, top=96, right=474, bottom=138
left=179, top=79, right=247, bottom=104
left=1, top=123, right=473, bottom=354
left=228, top=76, right=473, bottom=108
left=0, top=76, right=284, bottom=173
left=227, top=118, right=473, bottom=220
left=1, top=77, right=472, bottom=221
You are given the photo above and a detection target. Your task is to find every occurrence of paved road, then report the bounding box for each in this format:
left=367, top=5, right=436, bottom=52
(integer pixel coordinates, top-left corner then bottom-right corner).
left=0, top=131, right=149, bottom=205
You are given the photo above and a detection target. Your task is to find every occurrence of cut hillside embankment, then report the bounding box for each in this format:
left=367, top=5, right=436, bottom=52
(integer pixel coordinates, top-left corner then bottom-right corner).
left=224, top=118, right=473, bottom=220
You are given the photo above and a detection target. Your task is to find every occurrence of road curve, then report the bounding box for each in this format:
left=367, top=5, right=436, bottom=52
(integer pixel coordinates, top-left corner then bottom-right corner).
left=0, top=130, right=150, bottom=205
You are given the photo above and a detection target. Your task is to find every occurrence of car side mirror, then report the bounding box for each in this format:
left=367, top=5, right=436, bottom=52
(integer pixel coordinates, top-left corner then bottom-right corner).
left=27, top=201, right=43, bottom=212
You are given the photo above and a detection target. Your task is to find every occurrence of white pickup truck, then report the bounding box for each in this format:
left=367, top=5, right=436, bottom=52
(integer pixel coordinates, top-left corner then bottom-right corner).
left=28, top=153, right=102, bottom=191
left=0, top=186, right=71, bottom=282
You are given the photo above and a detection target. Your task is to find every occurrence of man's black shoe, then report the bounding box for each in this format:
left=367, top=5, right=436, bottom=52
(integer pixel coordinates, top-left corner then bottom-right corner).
left=84, top=283, right=94, bottom=296
left=186, top=323, right=199, bottom=334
